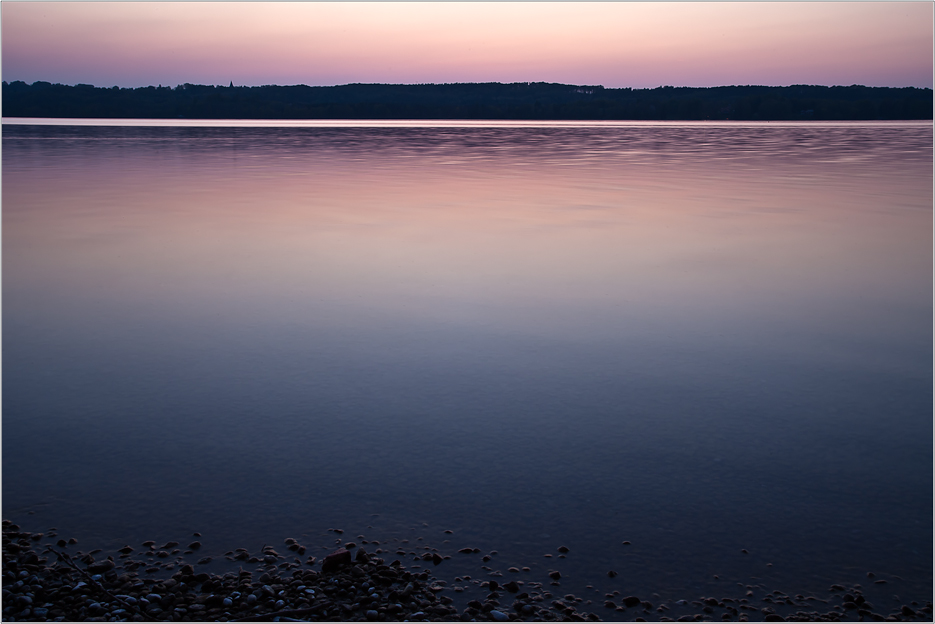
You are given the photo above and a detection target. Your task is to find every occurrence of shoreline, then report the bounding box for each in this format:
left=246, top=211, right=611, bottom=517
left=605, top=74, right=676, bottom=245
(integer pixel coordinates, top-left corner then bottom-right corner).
left=2, top=520, right=931, bottom=622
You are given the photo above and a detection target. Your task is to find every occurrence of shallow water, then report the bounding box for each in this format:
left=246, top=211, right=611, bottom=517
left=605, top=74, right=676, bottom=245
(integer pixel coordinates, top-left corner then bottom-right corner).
left=3, top=121, right=932, bottom=601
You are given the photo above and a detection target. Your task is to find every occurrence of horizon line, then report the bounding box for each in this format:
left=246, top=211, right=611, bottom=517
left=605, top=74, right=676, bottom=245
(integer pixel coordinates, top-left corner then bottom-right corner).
left=5, top=80, right=933, bottom=91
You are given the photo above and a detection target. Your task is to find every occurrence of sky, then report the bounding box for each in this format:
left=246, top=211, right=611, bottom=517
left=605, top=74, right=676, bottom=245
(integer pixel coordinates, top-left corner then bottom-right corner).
left=2, top=2, right=932, bottom=90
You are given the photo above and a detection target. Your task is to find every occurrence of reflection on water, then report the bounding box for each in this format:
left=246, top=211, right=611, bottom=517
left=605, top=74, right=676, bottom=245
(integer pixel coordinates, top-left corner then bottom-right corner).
left=3, top=122, right=932, bottom=598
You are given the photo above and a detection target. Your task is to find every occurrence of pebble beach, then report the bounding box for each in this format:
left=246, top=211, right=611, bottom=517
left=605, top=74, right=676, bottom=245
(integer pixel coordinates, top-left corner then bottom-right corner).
left=3, top=520, right=931, bottom=623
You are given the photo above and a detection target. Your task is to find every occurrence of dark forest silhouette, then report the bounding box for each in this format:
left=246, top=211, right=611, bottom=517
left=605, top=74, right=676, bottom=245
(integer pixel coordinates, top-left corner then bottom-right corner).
left=3, top=80, right=931, bottom=120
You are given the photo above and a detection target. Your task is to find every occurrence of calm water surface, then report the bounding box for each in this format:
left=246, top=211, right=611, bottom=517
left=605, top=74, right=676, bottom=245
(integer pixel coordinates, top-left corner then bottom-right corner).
left=3, top=121, right=932, bottom=600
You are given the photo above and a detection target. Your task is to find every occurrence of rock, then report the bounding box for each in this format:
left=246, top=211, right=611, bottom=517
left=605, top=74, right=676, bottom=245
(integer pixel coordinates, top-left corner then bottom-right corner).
left=366, top=610, right=379, bottom=620
left=87, top=559, right=115, bottom=573
left=321, top=548, right=352, bottom=573
left=622, top=541, right=631, bottom=545
left=458, top=547, right=474, bottom=554
left=490, top=610, right=509, bottom=621
left=764, top=615, right=785, bottom=622
left=503, top=581, right=519, bottom=593
left=344, top=542, right=357, bottom=549
left=432, top=553, right=443, bottom=566
left=356, top=548, right=371, bottom=563
left=489, top=580, right=499, bottom=591
left=607, top=570, right=617, bottom=578
left=557, top=546, right=570, bottom=554
left=622, top=596, right=641, bottom=608
left=187, top=541, right=201, bottom=550
left=549, top=571, right=561, bottom=581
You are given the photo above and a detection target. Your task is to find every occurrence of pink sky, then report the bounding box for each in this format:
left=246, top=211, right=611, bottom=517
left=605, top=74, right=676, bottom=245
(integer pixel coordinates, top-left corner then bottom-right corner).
left=2, top=2, right=932, bottom=89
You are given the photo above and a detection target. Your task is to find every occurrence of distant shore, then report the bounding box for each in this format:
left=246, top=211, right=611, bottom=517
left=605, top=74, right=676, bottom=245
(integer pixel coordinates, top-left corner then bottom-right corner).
left=2, top=81, right=931, bottom=121
left=3, top=519, right=932, bottom=622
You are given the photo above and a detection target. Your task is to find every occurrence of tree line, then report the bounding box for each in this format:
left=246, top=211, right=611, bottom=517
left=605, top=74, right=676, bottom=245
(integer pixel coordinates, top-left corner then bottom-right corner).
left=3, top=80, right=931, bottom=120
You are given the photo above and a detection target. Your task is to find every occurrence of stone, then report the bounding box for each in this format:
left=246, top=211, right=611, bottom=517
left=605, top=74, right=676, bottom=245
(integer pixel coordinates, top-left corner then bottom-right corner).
left=88, top=559, right=115, bottom=574
left=607, top=571, right=617, bottom=578
left=490, top=610, right=509, bottom=621
left=432, top=553, right=443, bottom=566
left=557, top=546, right=569, bottom=554
left=622, top=596, right=641, bottom=608
left=321, top=548, right=352, bottom=573
left=549, top=571, right=561, bottom=581
left=187, top=541, right=201, bottom=550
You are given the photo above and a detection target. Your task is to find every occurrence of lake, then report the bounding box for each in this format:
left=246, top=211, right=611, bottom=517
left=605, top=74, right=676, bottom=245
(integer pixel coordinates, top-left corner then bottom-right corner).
left=2, top=120, right=932, bottom=608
